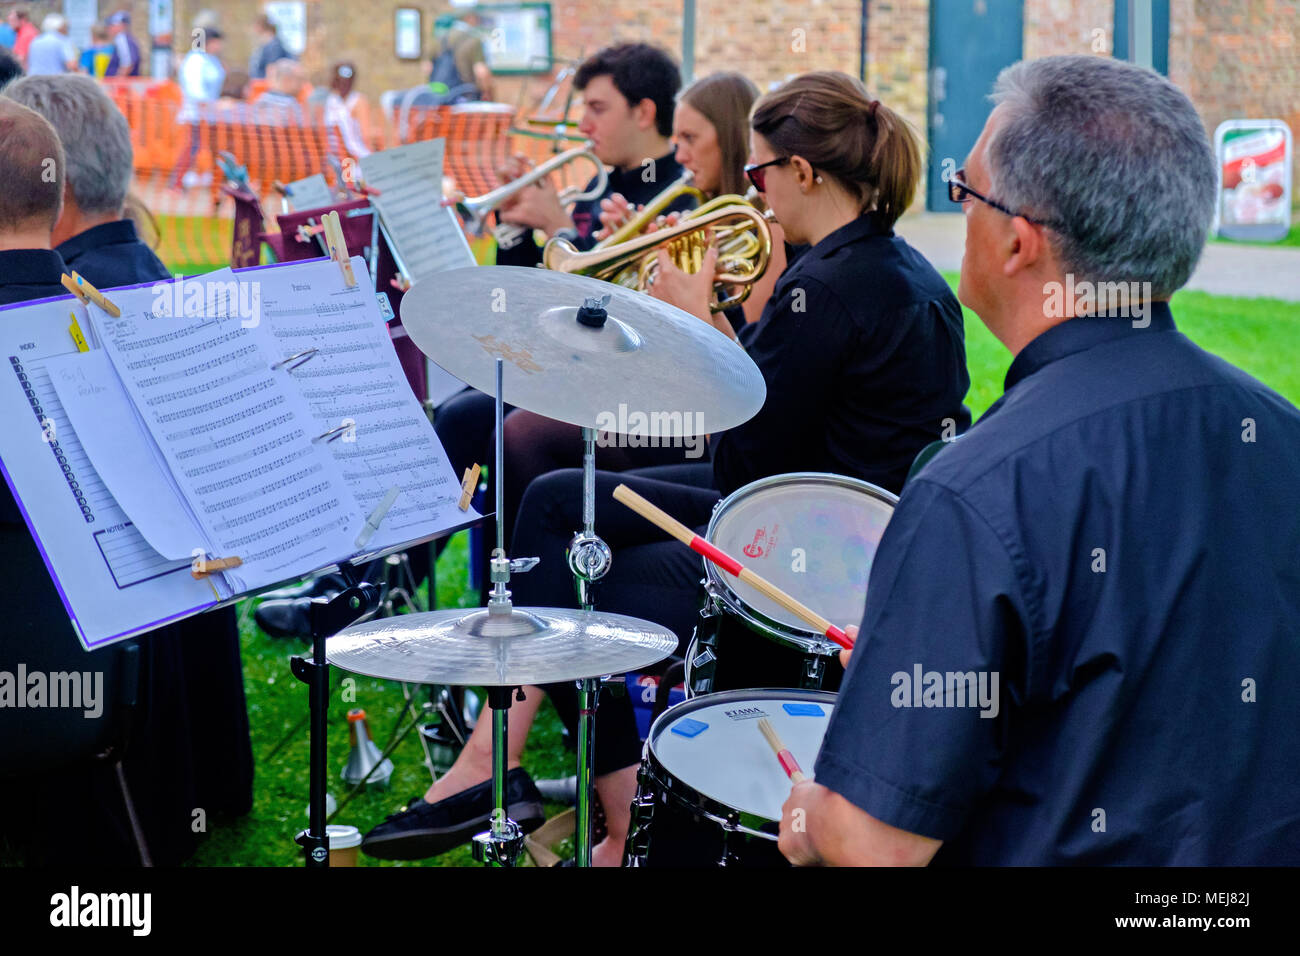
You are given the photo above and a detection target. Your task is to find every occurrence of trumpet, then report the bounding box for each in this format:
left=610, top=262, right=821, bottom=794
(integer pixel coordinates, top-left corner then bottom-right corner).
left=443, top=143, right=609, bottom=244
left=542, top=170, right=774, bottom=312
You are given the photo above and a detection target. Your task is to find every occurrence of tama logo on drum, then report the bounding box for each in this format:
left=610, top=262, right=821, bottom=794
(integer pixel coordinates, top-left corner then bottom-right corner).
left=723, top=706, right=769, bottom=721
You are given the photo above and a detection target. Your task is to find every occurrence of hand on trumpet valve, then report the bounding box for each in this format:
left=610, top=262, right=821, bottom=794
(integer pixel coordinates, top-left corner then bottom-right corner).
left=594, top=193, right=637, bottom=240
left=647, top=229, right=736, bottom=340
left=496, top=160, right=571, bottom=235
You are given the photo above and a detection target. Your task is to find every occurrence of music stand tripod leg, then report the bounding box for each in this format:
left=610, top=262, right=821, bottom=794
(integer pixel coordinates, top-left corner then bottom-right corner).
left=292, top=564, right=381, bottom=868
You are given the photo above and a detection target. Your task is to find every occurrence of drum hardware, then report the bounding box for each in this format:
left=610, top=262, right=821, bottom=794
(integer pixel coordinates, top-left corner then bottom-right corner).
left=397, top=268, right=763, bottom=865
left=328, top=359, right=677, bottom=866
left=612, top=482, right=857, bottom=648
left=624, top=688, right=837, bottom=867
left=616, top=475, right=902, bottom=695
left=399, top=266, right=765, bottom=437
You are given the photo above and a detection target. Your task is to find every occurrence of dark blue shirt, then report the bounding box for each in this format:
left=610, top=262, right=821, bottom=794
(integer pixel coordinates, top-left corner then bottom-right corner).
left=0, top=248, right=71, bottom=306
left=55, top=220, right=171, bottom=289
left=495, top=150, right=694, bottom=267
left=816, top=303, right=1300, bottom=864
left=711, top=214, right=970, bottom=497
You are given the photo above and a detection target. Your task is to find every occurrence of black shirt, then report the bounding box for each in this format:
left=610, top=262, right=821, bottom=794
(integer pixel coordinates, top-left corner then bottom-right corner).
left=55, top=220, right=171, bottom=289
left=495, top=149, right=695, bottom=267
left=0, top=248, right=72, bottom=306
left=710, top=214, right=971, bottom=497
left=816, top=303, right=1300, bottom=864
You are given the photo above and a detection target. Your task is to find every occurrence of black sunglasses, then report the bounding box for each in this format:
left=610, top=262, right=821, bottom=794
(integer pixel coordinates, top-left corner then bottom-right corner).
left=948, top=167, right=1060, bottom=229
left=744, top=156, right=791, bottom=192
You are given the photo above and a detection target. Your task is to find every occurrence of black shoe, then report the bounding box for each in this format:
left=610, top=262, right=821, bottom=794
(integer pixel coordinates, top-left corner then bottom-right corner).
left=254, top=594, right=338, bottom=639
left=258, top=573, right=347, bottom=602
left=360, top=768, right=545, bottom=860
left=535, top=775, right=577, bottom=805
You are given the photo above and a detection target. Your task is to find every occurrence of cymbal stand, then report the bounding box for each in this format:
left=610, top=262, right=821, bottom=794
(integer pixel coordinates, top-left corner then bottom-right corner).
left=471, top=358, right=536, bottom=867
left=566, top=295, right=618, bottom=868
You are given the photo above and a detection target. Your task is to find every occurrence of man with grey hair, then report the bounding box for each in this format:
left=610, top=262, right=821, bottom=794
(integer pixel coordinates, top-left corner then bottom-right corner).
left=4, top=74, right=168, bottom=287
left=778, top=55, right=1300, bottom=865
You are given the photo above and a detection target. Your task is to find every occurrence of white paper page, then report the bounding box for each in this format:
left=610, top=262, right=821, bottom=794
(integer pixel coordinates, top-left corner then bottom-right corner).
left=0, top=296, right=224, bottom=649
left=45, top=349, right=203, bottom=561
left=358, top=139, right=477, bottom=284
left=285, top=173, right=334, bottom=212
left=255, top=256, right=479, bottom=552
left=85, top=274, right=363, bottom=593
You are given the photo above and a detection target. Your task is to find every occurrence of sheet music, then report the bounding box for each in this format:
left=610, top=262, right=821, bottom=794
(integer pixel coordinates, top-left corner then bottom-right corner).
left=358, top=139, right=476, bottom=283
left=253, top=256, right=478, bottom=551
left=285, top=173, right=334, bottom=212
left=0, top=296, right=222, bottom=649
left=45, top=348, right=202, bottom=561
left=84, top=273, right=363, bottom=593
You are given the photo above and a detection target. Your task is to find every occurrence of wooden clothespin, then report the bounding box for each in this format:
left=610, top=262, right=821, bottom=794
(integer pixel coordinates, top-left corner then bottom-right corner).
left=61, top=272, right=121, bottom=318
left=355, top=486, right=401, bottom=550
left=191, top=554, right=243, bottom=579
left=458, top=464, right=481, bottom=511
left=322, top=210, right=357, bottom=288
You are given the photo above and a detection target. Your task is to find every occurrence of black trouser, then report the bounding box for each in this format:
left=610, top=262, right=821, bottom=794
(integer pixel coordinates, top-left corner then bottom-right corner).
left=433, top=388, right=706, bottom=602
left=511, top=464, right=720, bottom=775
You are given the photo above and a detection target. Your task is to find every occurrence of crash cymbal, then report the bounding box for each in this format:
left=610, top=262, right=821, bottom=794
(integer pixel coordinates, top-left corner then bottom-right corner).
left=327, top=605, right=678, bottom=686
left=399, top=266, right=765, bottom=434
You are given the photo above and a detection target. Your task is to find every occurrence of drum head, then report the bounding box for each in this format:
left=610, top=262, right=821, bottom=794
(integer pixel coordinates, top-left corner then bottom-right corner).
left=649, top=689, right=835, bottom=822
left=706, top=473, right=896, bottom=636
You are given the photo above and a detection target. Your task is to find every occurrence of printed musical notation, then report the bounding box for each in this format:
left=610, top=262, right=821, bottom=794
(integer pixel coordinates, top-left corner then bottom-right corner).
left=85, top=275, right=362, bottom=593
left=358, top=139, right=476, bottom=284
left=257, top=256, right=475, bottom=551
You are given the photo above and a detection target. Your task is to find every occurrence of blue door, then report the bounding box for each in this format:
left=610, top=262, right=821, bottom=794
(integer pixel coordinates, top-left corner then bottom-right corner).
left=926, top=0, right=1024, bottom=211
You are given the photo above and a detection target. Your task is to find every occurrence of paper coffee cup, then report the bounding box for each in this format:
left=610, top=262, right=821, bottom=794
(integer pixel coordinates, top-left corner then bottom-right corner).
left=326, top=824, right=362, bottom=867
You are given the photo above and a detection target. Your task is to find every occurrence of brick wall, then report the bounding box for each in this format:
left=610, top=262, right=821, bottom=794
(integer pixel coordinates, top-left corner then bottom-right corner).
left=1171, top=0, right=1300, bottom=174
left=9, top=1, right=1294, bottom=208
left=1024, top=0, right=1114, bottom=58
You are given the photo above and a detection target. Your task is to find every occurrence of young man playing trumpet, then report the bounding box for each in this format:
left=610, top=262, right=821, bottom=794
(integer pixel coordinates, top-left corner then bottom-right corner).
left=494, top=42, right=694, bottom=264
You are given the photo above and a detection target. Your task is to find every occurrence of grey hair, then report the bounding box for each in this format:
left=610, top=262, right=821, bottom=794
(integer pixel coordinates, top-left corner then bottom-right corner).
left=4, top=74, right=133, bottom=217
left=987, top=55, right=1216, bottom=297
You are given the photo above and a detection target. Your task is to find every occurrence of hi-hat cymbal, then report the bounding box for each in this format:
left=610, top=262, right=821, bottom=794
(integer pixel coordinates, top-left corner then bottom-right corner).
left=327, top=605, right=678, bottom=686
left=399, top=266, right=765, bottom=434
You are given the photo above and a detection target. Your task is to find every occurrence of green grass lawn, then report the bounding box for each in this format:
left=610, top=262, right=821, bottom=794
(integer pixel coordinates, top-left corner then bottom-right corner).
left=190, top=277, right=1300, bottom=868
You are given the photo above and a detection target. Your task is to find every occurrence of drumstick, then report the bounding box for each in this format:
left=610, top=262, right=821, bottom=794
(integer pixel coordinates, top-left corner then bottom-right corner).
left=612, top=484, right=854, bottom=650
left=757, top=717, right=805, bottom=783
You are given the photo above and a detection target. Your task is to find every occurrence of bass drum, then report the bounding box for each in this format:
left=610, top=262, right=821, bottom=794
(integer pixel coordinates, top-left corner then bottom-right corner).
left=686, top=473, right=896, bottom=695
left=623, top=688, right=835, bottom=867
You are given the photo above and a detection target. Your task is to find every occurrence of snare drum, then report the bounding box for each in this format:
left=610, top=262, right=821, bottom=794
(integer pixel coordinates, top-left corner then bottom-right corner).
left=624, top=688, right=835, bottom=867
left=686, top=473, right=896, bottom=695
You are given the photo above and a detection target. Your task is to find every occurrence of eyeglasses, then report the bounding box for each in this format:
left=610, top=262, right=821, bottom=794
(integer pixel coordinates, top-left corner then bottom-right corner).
left=948, top=167, right=1059, bottom=228
left=744, top=156, right=791, bottom=193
